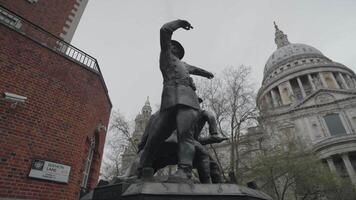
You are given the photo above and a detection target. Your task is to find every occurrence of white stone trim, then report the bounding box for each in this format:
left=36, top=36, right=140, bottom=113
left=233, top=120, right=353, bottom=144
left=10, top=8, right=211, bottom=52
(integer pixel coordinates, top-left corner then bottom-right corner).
left=60, top=0, right=89, bottom=43
left=27, top=0, right=38, bottom=3
left=313, top=134, right=356, bottom=157
left=0, top=7, right=22, bottom=29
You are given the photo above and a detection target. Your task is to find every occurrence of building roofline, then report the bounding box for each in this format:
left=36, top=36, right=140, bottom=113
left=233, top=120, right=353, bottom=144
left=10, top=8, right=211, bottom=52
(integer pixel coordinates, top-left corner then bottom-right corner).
left=0, top=5, right=112, bottom=108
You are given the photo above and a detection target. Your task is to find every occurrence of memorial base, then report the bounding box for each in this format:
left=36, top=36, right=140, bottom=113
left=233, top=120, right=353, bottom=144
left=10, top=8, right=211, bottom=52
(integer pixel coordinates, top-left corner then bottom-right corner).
left=92, top=182, right=272, bottom=200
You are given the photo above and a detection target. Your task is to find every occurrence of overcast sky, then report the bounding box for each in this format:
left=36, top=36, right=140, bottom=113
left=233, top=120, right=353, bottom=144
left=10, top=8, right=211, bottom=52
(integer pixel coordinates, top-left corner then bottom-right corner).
left=71, top=0, right=356, bottom=119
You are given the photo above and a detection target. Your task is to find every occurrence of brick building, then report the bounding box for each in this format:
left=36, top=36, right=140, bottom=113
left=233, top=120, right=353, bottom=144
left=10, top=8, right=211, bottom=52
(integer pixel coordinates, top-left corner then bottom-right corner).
left=0, top=1, right=111, bottom=199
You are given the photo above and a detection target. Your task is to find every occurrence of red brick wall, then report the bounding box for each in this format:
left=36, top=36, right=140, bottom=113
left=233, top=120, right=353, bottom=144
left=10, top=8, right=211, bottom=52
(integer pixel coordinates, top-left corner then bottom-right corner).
left=0, top=24, right=111, bottom=199
left=0, top=0, right=78, bottom=37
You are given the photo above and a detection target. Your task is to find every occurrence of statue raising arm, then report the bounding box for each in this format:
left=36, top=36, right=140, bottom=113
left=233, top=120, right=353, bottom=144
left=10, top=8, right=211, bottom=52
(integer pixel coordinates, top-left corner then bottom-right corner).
left=160, top=19, right=193, bottom=51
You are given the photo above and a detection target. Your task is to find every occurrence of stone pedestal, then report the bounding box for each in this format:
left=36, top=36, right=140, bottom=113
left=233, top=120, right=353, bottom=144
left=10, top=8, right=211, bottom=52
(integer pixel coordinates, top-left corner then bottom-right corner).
left=92, top=182, right=272, bottom=200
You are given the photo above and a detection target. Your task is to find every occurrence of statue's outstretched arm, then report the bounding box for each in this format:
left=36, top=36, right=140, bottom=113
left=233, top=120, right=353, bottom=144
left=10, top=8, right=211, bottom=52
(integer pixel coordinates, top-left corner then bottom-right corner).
left=160, top=19, right=193, bottom=51
left=185, top=63, right=214, bottom=79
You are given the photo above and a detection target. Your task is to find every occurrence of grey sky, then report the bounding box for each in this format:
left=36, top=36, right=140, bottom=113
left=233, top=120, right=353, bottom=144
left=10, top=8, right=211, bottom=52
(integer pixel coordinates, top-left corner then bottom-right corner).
left=71, top=0, right=356, bottom=119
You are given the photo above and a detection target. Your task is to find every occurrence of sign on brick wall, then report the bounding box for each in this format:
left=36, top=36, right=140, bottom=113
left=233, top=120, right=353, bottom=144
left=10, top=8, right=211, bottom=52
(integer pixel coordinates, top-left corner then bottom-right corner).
left=28, top=159, right=71, bottom=183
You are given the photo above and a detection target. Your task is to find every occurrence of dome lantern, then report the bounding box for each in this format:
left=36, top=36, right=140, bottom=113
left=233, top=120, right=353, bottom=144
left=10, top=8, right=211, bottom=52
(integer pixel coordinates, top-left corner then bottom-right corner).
left=274, top=22, right=290, bottom=49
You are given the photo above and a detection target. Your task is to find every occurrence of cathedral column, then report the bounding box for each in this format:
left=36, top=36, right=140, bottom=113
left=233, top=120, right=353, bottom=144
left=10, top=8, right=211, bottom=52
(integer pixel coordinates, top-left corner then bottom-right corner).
left=287, top=81, right=294, bottom=95
left=330, top=72, right=340, bottom=89
left=296, top=77, right=306, bottom=97
left=347, top=74, right=356, bottom=87
left=307, top=74, right=316, bottom=91
left=265, top=95, right=273, bottom=109
left=345, top=74, right=356, bottom=88
left=326, top=157, right=337, bottom=173
left=285, top=80, right=295, bottom=103
left=318, top=72, right=328, bottom=88
left=341, top=153, right=356, bottom=185
left=270, top=90, right=279, bottom=107
left=338, top=72, right=349, bottom=89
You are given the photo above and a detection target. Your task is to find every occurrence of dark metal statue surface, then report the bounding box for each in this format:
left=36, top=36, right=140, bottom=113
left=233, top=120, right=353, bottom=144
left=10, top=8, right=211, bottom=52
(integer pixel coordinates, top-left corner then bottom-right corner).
left=120, top=107, right=226, bottom=183
left=137, top=19, right=218, bottom=182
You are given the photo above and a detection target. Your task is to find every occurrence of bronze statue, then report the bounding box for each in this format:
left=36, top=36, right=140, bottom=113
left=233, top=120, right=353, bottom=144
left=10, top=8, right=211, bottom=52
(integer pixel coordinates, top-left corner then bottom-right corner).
left=138, top=19, right=214, bottom=181
left=121, top=106, right=226, bottom=183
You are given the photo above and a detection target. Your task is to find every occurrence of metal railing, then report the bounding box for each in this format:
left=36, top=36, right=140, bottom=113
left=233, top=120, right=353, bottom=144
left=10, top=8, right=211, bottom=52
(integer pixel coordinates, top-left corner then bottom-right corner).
left=0, top=5, right=101, bottom=74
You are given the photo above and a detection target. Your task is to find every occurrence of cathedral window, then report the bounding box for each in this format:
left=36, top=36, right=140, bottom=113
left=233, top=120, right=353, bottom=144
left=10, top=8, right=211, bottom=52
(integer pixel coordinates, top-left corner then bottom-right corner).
left=323, top=113, right=347, bottom=136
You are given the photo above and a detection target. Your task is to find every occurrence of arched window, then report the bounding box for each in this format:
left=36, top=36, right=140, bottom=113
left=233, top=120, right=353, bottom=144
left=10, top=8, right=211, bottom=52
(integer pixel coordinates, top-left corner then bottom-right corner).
left=324, top=113, right=347, bottom=136
left=81, top=136, right=95, bottom=189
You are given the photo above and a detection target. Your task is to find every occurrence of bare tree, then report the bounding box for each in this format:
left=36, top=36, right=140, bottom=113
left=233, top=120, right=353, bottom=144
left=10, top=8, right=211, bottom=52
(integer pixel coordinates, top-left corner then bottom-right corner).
left=196, top=65, right=257, bottom=182
left=110, top=111, right=138, bottom=153
left=100, top=110, right=135, bottom=180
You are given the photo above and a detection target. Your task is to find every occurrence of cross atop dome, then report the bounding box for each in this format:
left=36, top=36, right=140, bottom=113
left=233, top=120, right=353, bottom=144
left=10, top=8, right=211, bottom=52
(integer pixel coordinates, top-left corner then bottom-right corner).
left=274, top=21, right=290, bottom=49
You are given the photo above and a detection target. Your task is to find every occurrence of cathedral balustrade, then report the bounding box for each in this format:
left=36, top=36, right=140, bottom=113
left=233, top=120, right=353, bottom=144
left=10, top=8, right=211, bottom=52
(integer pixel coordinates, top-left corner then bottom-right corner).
left=0, top=5, right=101, bottom=74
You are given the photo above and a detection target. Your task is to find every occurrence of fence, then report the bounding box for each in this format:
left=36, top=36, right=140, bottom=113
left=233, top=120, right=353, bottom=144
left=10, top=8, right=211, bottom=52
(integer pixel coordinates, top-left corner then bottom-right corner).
left=0, top=5, right=101, bottom=74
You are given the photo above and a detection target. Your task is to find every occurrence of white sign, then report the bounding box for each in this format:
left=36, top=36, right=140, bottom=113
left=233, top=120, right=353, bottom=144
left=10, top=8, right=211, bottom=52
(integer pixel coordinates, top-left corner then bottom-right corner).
left=29, top=159, right=71, bottom=183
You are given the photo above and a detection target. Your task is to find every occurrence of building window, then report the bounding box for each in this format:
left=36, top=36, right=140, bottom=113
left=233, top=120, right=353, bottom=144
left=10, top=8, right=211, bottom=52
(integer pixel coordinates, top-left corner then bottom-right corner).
left=81, top=137, right=95, bottom=190
left=324, top=113, right=347, bottom=136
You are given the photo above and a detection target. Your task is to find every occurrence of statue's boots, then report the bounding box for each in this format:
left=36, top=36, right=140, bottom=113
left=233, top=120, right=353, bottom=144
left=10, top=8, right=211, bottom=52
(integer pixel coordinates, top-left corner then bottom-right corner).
left=168, top=164, right=192, bottom=183
left=197, top=158, right=212, bottom=184
left=137, top=167, right=154, bottom=181
left=210, top=162, right=223, bottom=183
left=199, top=176, right=212, bottom=184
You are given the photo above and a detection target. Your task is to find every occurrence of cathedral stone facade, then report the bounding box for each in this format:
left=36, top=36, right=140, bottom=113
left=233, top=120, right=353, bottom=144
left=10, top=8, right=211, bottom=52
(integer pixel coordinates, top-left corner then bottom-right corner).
left=257, top=23, right=356, bottom=185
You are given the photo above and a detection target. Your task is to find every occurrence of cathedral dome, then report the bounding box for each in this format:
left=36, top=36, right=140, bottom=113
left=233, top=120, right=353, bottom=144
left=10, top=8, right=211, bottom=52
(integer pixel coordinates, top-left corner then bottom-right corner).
left=265, top=43, right=323, bottom=73
left=263, top=22, right=325, bottom=80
